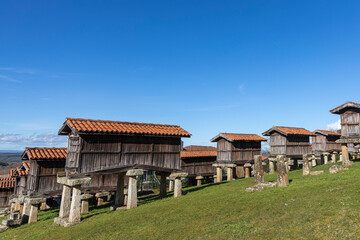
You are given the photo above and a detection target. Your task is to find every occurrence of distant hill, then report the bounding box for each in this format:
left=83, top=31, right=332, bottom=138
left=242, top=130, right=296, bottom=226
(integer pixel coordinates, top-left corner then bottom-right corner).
left=0, top=153, right=22, bottom=162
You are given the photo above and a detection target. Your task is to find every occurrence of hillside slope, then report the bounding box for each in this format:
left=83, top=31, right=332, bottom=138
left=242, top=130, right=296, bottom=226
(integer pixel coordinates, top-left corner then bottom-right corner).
left=2, top=162, right=360, bottom=240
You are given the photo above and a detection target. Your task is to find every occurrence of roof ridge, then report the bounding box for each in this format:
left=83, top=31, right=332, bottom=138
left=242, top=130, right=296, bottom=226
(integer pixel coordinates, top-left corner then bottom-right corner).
left=66, top=117, right=181, bottom=128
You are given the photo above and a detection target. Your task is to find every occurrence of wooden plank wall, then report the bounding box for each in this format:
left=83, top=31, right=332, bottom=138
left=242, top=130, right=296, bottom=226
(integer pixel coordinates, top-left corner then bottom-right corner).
left=341, top=109, right=360, bottom=137
left=74, top=135, right=181, bottom=173
left=181, top=157, right=216, bottom=177
left=0, top=190, right=12, bottom=208
left=269, top=133, right=286, bottom=155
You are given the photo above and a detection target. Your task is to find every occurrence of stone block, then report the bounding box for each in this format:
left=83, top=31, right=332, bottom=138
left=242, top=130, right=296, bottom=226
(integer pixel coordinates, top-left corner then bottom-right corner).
left=95, top=192, right=109, bottom=198
left=169, top=172, right=188, bottom=178
left=80, top=194, right=93, bottom=200
left=57, top=176, right=91, bottom=186
left=126, top=169, right=144, bottom=176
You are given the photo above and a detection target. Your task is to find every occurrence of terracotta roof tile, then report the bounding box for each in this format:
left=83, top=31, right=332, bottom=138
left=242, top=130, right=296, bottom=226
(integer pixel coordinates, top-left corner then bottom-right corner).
left=24, top=147, right=67, bottom=160
left=330, top=101, right=360, bottom=114
left=181, top=150, right=217, bottom=158
left=10, top=169, right=16, bottom=177
left=263, top=126, right=316, bottom=136
left=211, top=133, right=267, bottom=142
left=314, top=130, right=341, bottom=136
left=0, top=177, right=15, bottom=189
left=59, top=118, right=191, bottom=137
left=183, top=145, right=217, bottom=151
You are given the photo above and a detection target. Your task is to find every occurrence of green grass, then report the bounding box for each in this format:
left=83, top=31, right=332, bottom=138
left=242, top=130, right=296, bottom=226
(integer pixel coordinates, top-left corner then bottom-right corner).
left=2, top=162, right=360, bottom=240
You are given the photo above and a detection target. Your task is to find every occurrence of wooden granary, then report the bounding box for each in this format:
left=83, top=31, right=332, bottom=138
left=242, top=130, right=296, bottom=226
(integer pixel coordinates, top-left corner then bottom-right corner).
left=54, top=118, right=190, bottom=226
left=11, top=161, right=30, bottom=197
left=262, top=126, right=315, bottom=158
left=330, top=101, right=360, bottom=164
left=210, top=133, right=267, bottom=180
left=312, top=130, right=341, bottom=153
left=0, top=177, right=15, bottom=208
left=21, top=147, right=67, bottom=197
left=180, top=145, right=217, bottom=185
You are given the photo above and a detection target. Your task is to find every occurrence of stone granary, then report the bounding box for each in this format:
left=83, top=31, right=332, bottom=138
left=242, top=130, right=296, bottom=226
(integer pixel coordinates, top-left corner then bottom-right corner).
left=54, top=118, right=191, bottom=227
left=330, top=101, right=360, bottom=166
left=210, top=133, right=267, bottom=181
left=262, top=126, right=316, bottom=169
left=312, top=130, right=341, bottom=164
left=0, top=177, right=15, bottom=208
left=180, top=145, right=217, bottom=186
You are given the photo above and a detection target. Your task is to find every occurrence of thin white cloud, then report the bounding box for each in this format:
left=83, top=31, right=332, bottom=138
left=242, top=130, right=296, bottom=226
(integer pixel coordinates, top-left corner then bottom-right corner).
left=0, top=75, right=21, bottom=83
left=326, top=119, right=341, bottom=131
left=0, top=67, right=35, bottom=74
left=238, top=83, right=245, bottom=92
left=0, top=132, right=67, bottom=148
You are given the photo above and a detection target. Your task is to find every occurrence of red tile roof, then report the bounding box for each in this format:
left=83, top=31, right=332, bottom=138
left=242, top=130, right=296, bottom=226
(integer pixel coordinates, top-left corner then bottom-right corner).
left=330, top=101, right=360, bottom=114
left=181, top=150, right=217, bottom=158
left=262, top=156, right=268, bottom=161
left=16, top=166, right=28, bottom=176
left=59, top=118, right=191, bottom=137
left=23, top=147, right=67, bottom=160
left=0, top=177, right=15, bottom=189
left=211, top=133, right=267, bottom=142
left=10, top=169, right=16, bottom=177
left=23, top=161, right=30, bottom=171
left=314, top=130, right=341, bottom=136
left=262, top=126, right=316, bottom=136
left=183, top=145, right=217, bottom=151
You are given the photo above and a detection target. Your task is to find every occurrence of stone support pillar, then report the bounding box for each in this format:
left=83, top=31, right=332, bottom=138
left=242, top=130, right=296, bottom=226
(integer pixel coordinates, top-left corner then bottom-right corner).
left=126, top=169, right=144, bottom=209
left=115, top=173, right=125, bottom=207
left=26, top=198, right=46, bottom=224
left=59, top=185, right=72, bottom=219
left=277, top=155, right=289, bottom=187
left=95, top=192, right=109, bottom=206
left=216, top=167, right=222, bottom=183
left=21, top=202, right=31, bottom=224
left=168, top=178, right=174, bottom=191
left=227, top=167, right=234, bottom=181
left=254, top=155, right=264, bottom=184
left=302, top=154, right=310, bottom=176
left=68, top=185, right=82, bottom=224
left=196, top=176, right=204, bottom=186
left=80, top=194, right=93, bottom=214
left=323, top=153, right=329, bottom=164
left=269, top=160, right=275, bottom=174
left=311, top=155, right=317, bottom=167
left=170, top=172, right=188, bottom=198
left=342, top=144, right=353, bottom=166
left=244, top=163, right=251, bottom=178
left=159, top=173, right=169, bottom=199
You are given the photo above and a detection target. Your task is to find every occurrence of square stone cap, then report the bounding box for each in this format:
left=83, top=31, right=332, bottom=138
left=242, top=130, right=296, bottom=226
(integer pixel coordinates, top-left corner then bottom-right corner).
left=57, top=176, right=92, bottom=186
left=95, top=192, right=110, bottom=198
left=80, top=194, right=93, bottom=200
left=195, top=176, right=204, bottom=180
left=26, top=197, right=46, bottom=205
left=126, top=169, right=144, bottom=176
left=244, top=163, right=252, bottom=167
left=169, top=172, right=188, bottom=178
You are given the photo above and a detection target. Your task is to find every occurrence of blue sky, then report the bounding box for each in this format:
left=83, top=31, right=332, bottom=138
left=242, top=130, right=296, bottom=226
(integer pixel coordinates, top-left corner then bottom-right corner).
left=1, top=1, right=360, bottom=150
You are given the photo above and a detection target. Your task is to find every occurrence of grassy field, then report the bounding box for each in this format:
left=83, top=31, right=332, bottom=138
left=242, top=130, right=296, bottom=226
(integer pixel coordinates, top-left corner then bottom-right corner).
left=2, top=162, right=360, bottom=240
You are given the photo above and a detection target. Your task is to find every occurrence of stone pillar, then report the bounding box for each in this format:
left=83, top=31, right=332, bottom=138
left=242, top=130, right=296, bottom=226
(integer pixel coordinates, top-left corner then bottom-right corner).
left=59, top=184, right=72, bottom=218
left=277, top=155, right=289, bottom=187
left=95, top=192, right=109, bottom=206
left=227, top=167, right=234, bottom=181
left=40, top=201, right=47, bottom=210
left=159, top=173, right=168, bottom=199
left=115, top=173, right=125, bottom=207
left=10, top=202, right=15, bottom=211
left=28, top=204, right=38, bottom=224
left=243, top=163, right=251, bottom=178
left=342, top=144, right=353, bottom=166
left=324, top=153, right=329, bottom=164
left=170, top=172, right=188, bottom=198
left=21, top=202, right=31, bottom=224
left=311, top=155, right=317, bottom=167
left=19, top=203, right=24, bottom=215
left=254, top=155, right=264, bottom=184
left=269, top=160, right=275, bottom=174
left=352, top=154, right=356, bottom=160
left=196, top=176, right=204, bottom=186
left=168, top=178, right=174, bottom=191
left=340, top=152, right=343, bottom=162
left=26, top=198, right=46, bottom=224
left=68, top=185, right=82, bottom=224
left=80, top=194, right=93, bottom=214
left=126, top=169, right=144, bottom=209
left=331, top=152, right=337, bottom=163
left=302, top=154, right=310, bottom=176
left=216, top=167, right=222, bottom=182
